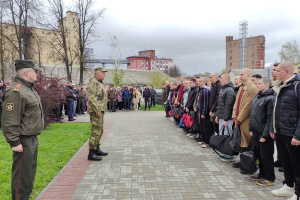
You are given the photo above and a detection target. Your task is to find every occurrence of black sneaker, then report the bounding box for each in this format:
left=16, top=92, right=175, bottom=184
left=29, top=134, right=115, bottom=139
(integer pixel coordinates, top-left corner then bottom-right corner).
left=278, top=167, right=284, bottom=172
left=250, top=174, right=264, bottom=181
left=274, top=160, right=282, bottom=167
left=232, top=162, right=240, bottom=168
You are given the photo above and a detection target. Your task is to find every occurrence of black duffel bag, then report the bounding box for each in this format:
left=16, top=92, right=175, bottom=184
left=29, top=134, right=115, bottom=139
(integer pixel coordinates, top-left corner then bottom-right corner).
left=240, top=150, right=258, bottom=175
left=229, top=125, right=241, bottom=153
left=190, top=122, right=200, bottom=134
left=164, top=102, right=171, bottom=111
left=209, top=126, right=239, bottom=156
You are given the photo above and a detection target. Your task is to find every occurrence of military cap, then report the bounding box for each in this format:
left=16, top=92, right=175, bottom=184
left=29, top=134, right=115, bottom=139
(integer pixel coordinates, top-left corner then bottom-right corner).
left=15, top=59, right=43, bottom=71
left=94, top=67, right=108, bottom=73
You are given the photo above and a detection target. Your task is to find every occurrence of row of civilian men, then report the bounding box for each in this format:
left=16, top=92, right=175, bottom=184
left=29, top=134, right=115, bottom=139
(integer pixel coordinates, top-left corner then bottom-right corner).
left=162, top=62, right=300, bottom=200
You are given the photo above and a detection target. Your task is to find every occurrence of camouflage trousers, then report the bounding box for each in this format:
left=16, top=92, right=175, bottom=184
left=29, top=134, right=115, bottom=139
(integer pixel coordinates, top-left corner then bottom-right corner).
left=89, top=112, right=104, bottom=150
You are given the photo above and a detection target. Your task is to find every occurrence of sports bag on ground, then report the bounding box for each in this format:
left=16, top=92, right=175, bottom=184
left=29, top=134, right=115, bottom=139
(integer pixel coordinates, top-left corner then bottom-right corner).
left=239, top=150, right=258, bottom=175
left=229, top=125, right=241, bottom=153
left=209, top=126, right=239, bottom=156
left=184, top=114, right=194, bottom=128
left=190, top=122, right=200, bottom=134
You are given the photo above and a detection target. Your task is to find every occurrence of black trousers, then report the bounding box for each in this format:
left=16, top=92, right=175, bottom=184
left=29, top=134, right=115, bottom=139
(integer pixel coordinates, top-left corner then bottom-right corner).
left=200, top=116, right=214, bottom=144
left=144, top=97, right=150, bottom=110
left=252, top=134, right=275, bottom=181
left=67, top=100, right=74, bottom=119
left=109, top=99, right=115, bottom=111
left=117, top=102, right=122, bottom=110
left=78, top=98, right=84, bottom=114
left=12, top=136, right=38, bottom=200
left=276, top=133, right=300, bottom=188
left=151, top=97, right=155, bottom=107
left=0, top=101, right=2, bottom=128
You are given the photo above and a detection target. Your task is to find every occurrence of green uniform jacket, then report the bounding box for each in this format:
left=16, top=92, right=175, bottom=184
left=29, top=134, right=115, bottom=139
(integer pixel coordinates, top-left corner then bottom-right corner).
left=1, top=75, right=44, bottom=147
left=87, top=76, right=107, bottom=114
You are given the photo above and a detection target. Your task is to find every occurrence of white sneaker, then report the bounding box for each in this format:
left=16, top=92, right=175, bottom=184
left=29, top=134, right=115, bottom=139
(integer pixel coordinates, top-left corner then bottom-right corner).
left=202, top=144, right=208, bottom=148
left=287, top=194, right=297, bottom=200
left=198, top=141, right=204, bottom=145
left=187, top=133, right=191, bottom=137
left=271, top=184, right=294, bottom=197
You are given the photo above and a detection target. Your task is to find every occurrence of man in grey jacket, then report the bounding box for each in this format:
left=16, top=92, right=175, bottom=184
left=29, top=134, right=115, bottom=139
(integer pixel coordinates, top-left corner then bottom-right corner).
left=215, top=73, right=236, bottom=135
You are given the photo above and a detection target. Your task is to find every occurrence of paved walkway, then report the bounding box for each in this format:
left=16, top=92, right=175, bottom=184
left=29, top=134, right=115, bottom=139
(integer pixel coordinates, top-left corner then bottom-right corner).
left=37, top=111, right=286, bottom=200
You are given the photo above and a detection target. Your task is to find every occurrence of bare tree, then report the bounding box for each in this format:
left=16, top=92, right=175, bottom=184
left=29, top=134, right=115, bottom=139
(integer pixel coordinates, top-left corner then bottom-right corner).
left=74, top=0, right=105, bottom=84
left=109, top=35, right=123, bottom=87
left=279, top=40, right=300, bottom=63
left=0, top=0, right=6, bottom=80
left=47, top=0, right=77, bottom=81
left=3, top=0, right=43, bottom=59
left=168, top=64, right=182, bottom=77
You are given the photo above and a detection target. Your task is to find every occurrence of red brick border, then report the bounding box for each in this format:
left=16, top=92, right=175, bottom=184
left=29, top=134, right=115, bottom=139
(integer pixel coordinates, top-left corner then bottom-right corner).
left=38, top=119, right=114, bottom=199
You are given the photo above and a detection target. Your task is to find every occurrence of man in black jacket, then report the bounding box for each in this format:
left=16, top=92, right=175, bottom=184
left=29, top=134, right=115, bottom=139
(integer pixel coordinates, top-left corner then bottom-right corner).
left=215, top=73, right=236, bottom=135
left=143, top=85, right=151, bottom=111
left=209, top=73, right=222, bottom=134
left=249, top=77, right=275, bottom=187
left=65, top=81, right=76, bottom=121
left=271, top=62, right=300, bottom=200
left=185, top=78, right=198, bottom=113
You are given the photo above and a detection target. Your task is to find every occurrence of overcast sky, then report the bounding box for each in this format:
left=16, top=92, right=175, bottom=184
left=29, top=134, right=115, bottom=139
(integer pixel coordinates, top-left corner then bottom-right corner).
left=89, top=0, right=300, bottom=75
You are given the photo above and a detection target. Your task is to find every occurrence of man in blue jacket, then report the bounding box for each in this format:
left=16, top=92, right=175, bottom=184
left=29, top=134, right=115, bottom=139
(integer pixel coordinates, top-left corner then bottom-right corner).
left=271, top=61, right=300, bottom=200
left=122, top=86, right=130, bottom=111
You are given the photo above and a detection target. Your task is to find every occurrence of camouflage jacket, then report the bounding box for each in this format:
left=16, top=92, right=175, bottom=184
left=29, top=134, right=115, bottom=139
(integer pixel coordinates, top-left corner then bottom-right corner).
left=87, top=76, right=107, bottom=113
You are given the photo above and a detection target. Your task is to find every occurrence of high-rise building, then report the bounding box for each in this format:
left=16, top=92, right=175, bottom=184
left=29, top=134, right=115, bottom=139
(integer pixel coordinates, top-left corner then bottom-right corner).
left=226, top=35, right=265, bottom=71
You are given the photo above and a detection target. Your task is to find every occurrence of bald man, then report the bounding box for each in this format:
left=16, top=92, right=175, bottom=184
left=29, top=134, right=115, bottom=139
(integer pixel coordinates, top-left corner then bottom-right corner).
left=209, top=72, right=222, bottom=134
left=233, top=76, right=243, bottom=93
left=215, top=73, right=236, bottom=136
left=271, top=62, right=300, bottom=200
left=232, top=68, right=258, bottom=168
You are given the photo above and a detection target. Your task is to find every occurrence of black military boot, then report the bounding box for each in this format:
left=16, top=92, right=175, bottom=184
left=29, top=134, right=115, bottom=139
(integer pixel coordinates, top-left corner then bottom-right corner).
left=95, top=147, right=108, bottom=156
left=88, top=149, right=102, bottom=161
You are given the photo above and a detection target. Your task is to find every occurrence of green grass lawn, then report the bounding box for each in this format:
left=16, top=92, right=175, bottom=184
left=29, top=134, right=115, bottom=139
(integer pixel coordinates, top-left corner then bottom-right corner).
left=140, top=105, right=165, bottom=111
left=0, top=123, right=91, bottom=200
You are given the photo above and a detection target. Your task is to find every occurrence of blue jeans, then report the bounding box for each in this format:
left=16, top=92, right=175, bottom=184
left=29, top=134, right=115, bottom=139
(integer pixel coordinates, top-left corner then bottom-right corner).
left=124, top=98, right=129, bottom=110
left=68, top=101, right=74, bottom=119
left=73, top=100, right=77, bottom=115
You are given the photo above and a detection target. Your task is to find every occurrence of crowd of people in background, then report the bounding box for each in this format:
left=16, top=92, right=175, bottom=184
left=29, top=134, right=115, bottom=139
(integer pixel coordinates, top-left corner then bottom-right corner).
left=162, top=62, right=300, bottom=200
left=63, top=83, right=157, bottom=121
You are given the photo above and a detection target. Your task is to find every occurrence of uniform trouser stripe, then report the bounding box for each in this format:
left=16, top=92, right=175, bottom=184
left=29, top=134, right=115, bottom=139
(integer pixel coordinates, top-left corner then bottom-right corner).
left=12, top=137, right=38, bottom=200
left=15, top=138, right=24, bottom=200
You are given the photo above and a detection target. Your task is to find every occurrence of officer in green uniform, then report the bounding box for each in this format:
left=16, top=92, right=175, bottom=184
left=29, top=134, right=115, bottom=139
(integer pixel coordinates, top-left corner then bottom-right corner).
left=1, top=59, right=44, bottom=200
left=87, top=67, right=108, bottom=161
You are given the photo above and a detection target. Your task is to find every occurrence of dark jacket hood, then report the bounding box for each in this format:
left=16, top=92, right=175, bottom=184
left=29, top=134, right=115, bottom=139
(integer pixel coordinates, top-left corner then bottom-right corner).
left=222, top=81, right=235, bottom=90
left=257, top=88, right=275, bottom=98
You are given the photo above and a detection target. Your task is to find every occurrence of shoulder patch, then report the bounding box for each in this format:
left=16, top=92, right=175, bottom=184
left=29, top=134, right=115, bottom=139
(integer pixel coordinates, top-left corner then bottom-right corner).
left=5, top=103, right=14, bottom=111
left=14, top=83, right=22, bottom=92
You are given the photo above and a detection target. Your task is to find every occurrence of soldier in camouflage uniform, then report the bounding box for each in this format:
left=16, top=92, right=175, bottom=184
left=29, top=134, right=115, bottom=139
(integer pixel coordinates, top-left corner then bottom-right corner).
left=1, top=60, right=44, bottom=200
left=87, top=67, right=109, bottom=161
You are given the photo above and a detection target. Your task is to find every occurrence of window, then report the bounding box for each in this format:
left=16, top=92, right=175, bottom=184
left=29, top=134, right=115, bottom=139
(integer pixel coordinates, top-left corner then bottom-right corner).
left=42, top=31, right=44, bottom=34
left=252, top=54, right=254, bottom=58
left=73, top=26, right=75, bottom=28
left=230, top=49, right=232, bottom=53
left=230, top=56, right=232, bottom=60
left=252, top=61, right=254, bottom=66
left=230, top=63, right=232, bottom=66
left=230, top=43, right=232, bottom=47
